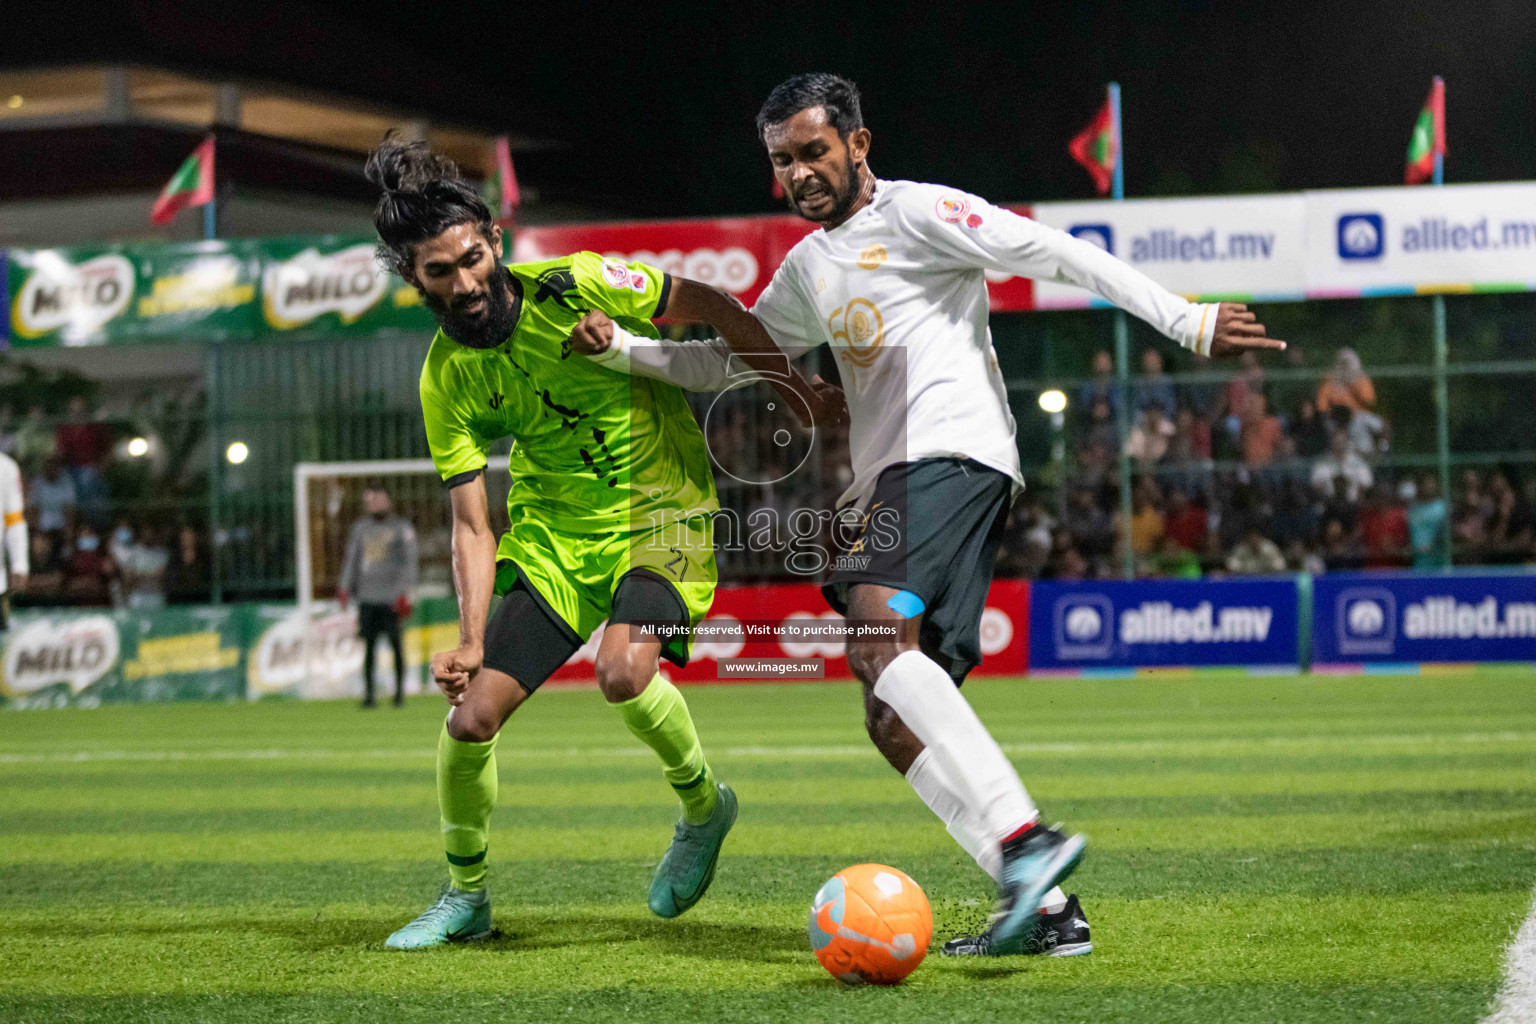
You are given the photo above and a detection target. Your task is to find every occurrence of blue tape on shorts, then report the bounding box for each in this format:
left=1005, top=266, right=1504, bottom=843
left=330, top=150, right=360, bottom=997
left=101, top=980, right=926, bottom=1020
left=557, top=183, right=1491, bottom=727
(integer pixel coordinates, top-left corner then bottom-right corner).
left=886, top=590, right=926, bottom=619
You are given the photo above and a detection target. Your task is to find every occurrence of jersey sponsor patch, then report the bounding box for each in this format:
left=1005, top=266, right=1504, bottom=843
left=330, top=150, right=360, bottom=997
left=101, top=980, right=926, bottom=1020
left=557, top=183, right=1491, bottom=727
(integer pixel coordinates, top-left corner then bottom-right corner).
left=935, top=195, right=971, bottom=224
left=857, top=244, right=887, bottom=270
left=965, top=213, right=984, bottom=228
left=628, top=270, right=648, bottom=293
left=600, top=258, right=631, bottom=289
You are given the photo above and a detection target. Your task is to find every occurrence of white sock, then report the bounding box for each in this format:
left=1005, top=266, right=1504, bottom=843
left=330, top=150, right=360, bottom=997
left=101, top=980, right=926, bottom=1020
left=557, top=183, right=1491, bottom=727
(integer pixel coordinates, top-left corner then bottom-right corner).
left=905, top=747, right=1068, bottom=913
left=875, top=650, right=1037, bottom=842
left=905, top=747, right=1002, bottom=882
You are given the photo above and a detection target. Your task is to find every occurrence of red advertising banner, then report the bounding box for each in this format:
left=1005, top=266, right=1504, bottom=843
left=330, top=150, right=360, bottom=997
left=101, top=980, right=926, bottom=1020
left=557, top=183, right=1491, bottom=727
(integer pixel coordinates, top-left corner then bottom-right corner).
left=511, top=208, right=1035, bottom=312
left=548, top=580, right=1030, bottom=684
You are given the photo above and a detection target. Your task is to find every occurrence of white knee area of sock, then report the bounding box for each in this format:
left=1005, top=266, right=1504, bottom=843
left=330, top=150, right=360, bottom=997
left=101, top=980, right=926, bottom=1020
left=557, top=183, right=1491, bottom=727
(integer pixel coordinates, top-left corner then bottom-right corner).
left=1039, top=886, right=1068, bottom=915
left=874, top=650, right=1036, bottom=842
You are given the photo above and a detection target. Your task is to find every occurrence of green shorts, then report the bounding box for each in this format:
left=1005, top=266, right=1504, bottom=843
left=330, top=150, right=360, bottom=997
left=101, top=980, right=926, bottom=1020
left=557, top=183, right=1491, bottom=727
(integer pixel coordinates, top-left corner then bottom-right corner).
left=493, top=511, right=717, bottom=667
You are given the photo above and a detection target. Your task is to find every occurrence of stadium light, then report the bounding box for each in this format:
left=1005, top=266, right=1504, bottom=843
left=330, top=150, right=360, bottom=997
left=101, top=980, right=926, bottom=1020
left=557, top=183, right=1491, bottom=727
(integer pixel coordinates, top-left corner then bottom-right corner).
left=226, top=441, right=250, bottom=465
left=5, top=95, right=21, bottom=109
left=1038, top=389, right=1068, bottom=414
left=127, top=437, right=149, bottom=457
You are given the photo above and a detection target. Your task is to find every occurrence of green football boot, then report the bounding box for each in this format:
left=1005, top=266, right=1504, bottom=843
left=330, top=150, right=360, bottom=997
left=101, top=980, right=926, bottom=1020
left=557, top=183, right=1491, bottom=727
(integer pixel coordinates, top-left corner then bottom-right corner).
left=648, top=782, right=737, bottom=918
left=385, top=884, right=492, bottom=949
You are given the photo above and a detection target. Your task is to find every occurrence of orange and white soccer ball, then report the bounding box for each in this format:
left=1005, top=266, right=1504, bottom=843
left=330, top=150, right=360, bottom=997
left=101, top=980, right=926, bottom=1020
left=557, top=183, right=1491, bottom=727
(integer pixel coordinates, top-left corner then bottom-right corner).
left=808, top=863, right=933, bottom=985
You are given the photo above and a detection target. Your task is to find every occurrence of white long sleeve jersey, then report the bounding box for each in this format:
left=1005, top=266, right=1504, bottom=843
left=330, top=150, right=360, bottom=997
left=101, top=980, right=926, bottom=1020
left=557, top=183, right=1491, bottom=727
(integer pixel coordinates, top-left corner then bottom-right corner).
left=0, top=451, right=28, bottom=593
left=591, top=179, right=1220, bottom=512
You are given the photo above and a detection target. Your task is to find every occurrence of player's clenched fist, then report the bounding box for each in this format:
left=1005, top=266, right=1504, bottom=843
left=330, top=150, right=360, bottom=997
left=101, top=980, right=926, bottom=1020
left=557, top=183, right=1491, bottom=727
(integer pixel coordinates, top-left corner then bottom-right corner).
left=567, top=309, right=615, bottom=356
left=431, top=644, right=483, bottom=706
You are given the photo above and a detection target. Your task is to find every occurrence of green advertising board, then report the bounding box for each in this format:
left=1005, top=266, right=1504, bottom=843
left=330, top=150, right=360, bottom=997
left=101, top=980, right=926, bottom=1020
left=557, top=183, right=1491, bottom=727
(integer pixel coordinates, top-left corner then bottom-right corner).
left=4, top=236, right=436, bottom=347
left=0, top=604, right=247, bottom=709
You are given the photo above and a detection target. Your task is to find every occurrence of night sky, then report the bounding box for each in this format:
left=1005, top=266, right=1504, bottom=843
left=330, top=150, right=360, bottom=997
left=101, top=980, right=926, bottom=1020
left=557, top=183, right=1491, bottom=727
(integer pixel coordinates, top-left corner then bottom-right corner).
left=5, top=0, right=1535, bottom=217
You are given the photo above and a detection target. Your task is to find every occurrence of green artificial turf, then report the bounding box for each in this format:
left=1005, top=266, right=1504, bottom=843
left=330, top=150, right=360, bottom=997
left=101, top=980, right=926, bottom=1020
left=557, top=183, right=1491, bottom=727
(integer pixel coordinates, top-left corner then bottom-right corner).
left=2, top=672, right=1533, bottom=1023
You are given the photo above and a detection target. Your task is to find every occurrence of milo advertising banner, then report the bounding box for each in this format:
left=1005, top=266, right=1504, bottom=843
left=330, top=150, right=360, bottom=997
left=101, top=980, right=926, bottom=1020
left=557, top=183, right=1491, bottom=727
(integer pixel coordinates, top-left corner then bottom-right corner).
left=257, top=237, right=433, bottom=336
left=0, top=605, right=245, bottom=708
left=245, top=597, right=457, bottom=701
left=4, top=237, right=433, bottom=347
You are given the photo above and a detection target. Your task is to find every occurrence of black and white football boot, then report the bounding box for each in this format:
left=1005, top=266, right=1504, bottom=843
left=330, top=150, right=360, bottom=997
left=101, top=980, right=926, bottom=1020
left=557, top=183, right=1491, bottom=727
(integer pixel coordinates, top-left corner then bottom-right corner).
left=940, top=893, right=1093, bottom=958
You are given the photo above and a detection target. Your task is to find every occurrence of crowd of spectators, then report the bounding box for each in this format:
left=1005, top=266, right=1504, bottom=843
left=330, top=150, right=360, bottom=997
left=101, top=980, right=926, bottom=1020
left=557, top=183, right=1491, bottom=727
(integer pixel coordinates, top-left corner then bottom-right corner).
left=1000, top=347, right=1536, bottom=580
left=3, top=393, right=212, bottom=609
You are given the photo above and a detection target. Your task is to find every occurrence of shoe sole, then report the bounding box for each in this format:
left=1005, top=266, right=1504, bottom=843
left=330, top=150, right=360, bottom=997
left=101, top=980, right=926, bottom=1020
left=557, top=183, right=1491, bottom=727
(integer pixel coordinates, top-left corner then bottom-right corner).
left=987, top=834, right=1087, bottom=957
left=1043, top=941, right=1092, bottom=957
left=651, top=787, right=738, bottom=919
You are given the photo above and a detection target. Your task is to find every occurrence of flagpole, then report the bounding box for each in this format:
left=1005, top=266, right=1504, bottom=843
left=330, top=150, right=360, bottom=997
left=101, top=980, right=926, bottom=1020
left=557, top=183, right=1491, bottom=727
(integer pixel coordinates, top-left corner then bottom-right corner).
left=1429, top=76, right=1451, bottom=567
left=1108, top=81, right=1135, bottom=579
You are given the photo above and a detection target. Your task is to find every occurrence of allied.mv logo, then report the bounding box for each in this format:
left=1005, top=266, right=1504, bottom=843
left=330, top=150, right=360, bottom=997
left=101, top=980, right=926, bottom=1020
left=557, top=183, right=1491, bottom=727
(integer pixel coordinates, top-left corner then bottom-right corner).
left=1054, top=594, right=1113, bottom=659
left=1068, top=224, right=1115, bottom=253
left=1337, top=214, right=1385, bottom=260
left=1337, top=587, right=1396, bottom=655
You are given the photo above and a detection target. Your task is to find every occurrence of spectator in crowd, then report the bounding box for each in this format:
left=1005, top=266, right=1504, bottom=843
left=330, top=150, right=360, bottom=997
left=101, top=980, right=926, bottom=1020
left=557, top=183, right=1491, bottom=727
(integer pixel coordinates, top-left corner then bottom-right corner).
left=1408, top=475, right=1449, bottom=570
left=1486, top=472, right=1535, bottom=564
left=1061, top=486, right=1114, bottom=559
left=1124, top=481, right=1166, bottom=559
left=1291, top=399, right=1330, bottom=458
left=1268, top=477, right=1319, bottom=548
left=1133, top=348, right=1177, bottom=416
left=1285, top=538, right=1326, bottom=575
left=1044, top=528, right=1089, bottom=580
left=0, top=405, right=17, bottom=458
left=1226, top=524, right=1286, bottom=575
left=115, top=523, right=170, bottom=610
left=26, top=529, right=65, bottom=598
left=1076, top=350, right=1119, bottom=422
left=1219, top=350, right=1265, bottom=425
left=1148, top=533, right=1201, bottom=578
left=1358, top=483, right=1410, bottom=569
left=1311, top=428, right=1373, bottom=504
left=1453, top=469, right=1493, bottom=562
left=14, top=405, right=55, bottom=478
left=1271, top=344, right=1312, bottom=420
left=1178, top=353, right=1221, bottom=419
left=55, top=397, right=113, bottom=528
left=1239, top=391, right=1283, bottom=469
left=1317, top=348, right=1376, bottom=414
left=1163, top=488, right=1208, bottom=553
left=1084, top=397, right=1118, bottom=454
left=1340, top=403, right=1387, bottom=463
left=64, top=524, right=117, bottom=606
left=1126, top=402, right=1175, bottom=469
left=1320, top=518, right=1364, bottom=573
left=337, top=488, right=419, bottom=709
left=164, top=525, right=211, bottom=605
left=27, top=456, right=77, bottom=551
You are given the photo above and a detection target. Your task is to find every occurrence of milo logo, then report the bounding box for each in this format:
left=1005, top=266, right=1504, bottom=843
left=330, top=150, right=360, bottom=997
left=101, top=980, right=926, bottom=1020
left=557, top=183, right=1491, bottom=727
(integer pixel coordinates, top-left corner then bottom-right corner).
left=1, top=615, right=120, bottom=695
left=261, top=244, right=388, bottom=328
left=10, top=253, right=135, bottom=342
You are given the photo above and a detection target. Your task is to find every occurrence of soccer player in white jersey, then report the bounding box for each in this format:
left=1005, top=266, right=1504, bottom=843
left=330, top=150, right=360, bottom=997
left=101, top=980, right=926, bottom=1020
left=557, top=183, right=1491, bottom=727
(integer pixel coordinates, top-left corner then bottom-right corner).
left=570, top=72, right=1284, bottom=957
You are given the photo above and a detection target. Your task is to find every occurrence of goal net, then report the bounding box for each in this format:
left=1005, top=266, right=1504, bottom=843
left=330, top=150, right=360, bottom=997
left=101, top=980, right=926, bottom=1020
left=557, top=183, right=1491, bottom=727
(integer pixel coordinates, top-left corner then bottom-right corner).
left=278, top=459, right=510, bottom=699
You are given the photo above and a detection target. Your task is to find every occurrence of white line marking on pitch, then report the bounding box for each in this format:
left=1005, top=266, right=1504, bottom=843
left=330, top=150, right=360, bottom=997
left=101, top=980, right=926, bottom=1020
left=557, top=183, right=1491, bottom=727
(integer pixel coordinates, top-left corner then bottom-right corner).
left=1482, top=884, right=1536, bottom=1024
left=1, top=730, right=1533, bottom=765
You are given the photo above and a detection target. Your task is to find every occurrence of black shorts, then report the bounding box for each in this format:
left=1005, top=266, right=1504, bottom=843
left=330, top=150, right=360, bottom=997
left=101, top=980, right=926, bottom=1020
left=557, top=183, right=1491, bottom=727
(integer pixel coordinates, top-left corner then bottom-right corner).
left=823, top=457, right=1014, bottom=683
left=481, top=561, right=691, bottom=694
left=356, top=603, right=401, bottom=643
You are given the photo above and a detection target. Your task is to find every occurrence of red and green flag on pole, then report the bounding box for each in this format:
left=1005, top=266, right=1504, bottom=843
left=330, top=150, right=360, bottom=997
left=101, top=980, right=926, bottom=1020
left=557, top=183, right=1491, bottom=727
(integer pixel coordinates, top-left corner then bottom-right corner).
left=1405, top=76, right=1445, bottom=185
left=482, top=136, right=521, bottom=221
left=150, top=136, right=215, bottom=225
left=1069, top=88, right=1118, bottom=196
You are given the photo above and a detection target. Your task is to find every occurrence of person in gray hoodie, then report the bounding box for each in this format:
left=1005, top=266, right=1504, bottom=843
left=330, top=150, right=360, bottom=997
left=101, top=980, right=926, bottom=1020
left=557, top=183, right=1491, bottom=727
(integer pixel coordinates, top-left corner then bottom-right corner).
left=338, top=489, right=418, bottom=707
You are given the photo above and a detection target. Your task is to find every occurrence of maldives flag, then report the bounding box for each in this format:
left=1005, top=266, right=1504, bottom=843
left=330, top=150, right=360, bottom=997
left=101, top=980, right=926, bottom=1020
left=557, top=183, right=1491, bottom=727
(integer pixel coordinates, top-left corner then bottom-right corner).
left=482, top=136, right=520, bottom=219
left=150, top=136, right=215, bottom=225
left=1405, top=77, right=1445, bottom=185
left=1069, top=95, right=1116, bottom=195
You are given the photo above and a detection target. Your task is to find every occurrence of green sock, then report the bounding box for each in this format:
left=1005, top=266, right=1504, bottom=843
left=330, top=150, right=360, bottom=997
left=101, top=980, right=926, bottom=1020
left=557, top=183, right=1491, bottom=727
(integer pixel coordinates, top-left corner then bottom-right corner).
left=437, top=722, right=498, bottom=892
left=613, top=674, right=719, bottom=824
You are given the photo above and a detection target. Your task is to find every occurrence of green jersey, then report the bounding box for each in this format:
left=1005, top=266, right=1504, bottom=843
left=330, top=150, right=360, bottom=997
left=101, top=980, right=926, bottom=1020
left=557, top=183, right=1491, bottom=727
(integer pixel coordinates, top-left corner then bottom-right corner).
left=420, top=252, right=718, bottom=533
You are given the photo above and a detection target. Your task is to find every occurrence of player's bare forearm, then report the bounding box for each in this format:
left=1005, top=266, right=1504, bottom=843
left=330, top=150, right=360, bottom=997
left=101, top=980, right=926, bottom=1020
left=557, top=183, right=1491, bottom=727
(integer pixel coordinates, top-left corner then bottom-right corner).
left=664, top=278, right=845, bottom=426
left=438, top=475, right=495, bottom=702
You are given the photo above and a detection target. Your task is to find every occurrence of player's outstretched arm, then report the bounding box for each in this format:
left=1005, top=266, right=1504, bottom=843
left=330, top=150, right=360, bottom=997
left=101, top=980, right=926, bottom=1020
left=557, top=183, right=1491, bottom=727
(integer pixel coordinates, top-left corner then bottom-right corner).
left=432, top=474, right=497, bottom=706
left=897, top=188, right=1284, bottom=359
left=668, top=279, right=844, bottom=426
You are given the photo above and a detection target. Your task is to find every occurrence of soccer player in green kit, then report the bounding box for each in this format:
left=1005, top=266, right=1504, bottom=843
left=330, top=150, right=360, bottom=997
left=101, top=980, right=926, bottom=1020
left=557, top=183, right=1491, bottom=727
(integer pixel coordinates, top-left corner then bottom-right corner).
left=366, top=136, right=837, bottom=949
